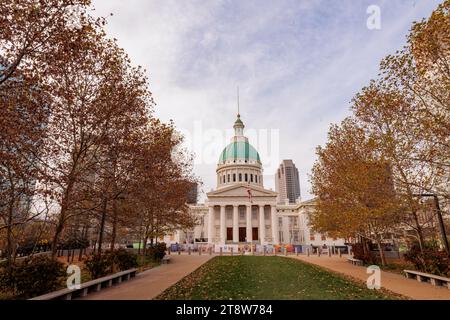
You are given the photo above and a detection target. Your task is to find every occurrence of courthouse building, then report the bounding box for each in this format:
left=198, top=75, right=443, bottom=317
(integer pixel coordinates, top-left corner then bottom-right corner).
left=166, top=114, right=345, bottom=250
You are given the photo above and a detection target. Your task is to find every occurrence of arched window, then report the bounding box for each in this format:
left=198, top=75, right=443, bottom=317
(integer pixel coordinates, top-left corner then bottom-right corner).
left=239, top=173, right=242, bottom=182
left=245, top=173, right=248, bottom=182
left=250, top=174, right=253, bottom=182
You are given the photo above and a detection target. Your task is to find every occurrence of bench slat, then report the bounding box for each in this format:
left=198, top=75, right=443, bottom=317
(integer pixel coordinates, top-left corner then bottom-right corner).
left=403, top=270, right=450, bottom=282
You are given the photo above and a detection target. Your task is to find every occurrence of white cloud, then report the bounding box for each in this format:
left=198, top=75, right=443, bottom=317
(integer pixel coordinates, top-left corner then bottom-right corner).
left=92, top=0, right=442, bottom=201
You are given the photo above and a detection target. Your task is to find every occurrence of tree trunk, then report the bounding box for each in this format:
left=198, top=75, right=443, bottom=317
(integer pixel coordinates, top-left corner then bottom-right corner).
left=97, top=197, right=108, bottom=255
left=376, top=239, right=387, bottom=266
left=110, top=199, right=118, bottom=251
left=51, top=218, right=65, bottom=259
left=6, top=204, right=15, bottom=266
left=5, top=168, right=17, bottom=266
left=51, top=178, right=75, bottom=259
left=142, top=235, right=149, bottom=257
left=411, top=209, right=425, bottom=252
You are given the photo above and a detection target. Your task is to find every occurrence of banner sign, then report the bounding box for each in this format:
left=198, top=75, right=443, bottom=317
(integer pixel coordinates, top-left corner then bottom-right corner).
left=214, top=244, right=239, bottom=253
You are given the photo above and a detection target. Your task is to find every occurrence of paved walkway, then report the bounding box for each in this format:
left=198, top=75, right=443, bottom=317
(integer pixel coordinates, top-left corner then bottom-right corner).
left=80, top=254, right=213, bottom=300
left=80, top=253, right=449, bottom=300
left=288, top=254, right=450, bottom=300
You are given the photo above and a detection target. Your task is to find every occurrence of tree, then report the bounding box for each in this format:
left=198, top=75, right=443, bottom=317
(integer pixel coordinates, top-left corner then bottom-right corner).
left=312, top=1, right=449, bottom=256
left=1, top=0, right=199, bottom=263
left=310, top=118, right=401, bottom=265
left=378, top=1, right=449, bottom=200
left=0, top=0, right=100, bottom=86
left=0, top=67, right=49, bottom=264
left=128, top=123, right=197, bottom=254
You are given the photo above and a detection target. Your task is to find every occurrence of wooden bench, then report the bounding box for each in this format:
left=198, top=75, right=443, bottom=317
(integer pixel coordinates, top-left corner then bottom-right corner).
left=161, top=255, right=171, bottom=264
left=347, top=257, right=363, bottom=266
left=404, top=270, right=450, bottom=289
left=29, top=268, right=138, bottom=300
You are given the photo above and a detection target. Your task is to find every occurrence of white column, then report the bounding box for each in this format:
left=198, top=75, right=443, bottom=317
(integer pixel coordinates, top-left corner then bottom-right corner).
left=271, top=205, right=279, bottom=244
left=246, top=205, right=252, bottom=243
left=208, top=206, right=214, bottom=243
left=259, top=205, right=265, bottom=244
left=233, top=205, right=239, bottom=243
left=220, top=205, right=226, bottom=244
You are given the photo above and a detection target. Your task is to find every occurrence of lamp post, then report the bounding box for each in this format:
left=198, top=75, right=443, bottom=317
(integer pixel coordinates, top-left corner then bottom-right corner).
left=415, top=193, right=449, bottom=254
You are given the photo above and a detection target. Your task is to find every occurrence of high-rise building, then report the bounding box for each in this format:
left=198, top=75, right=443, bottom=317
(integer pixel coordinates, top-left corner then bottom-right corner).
left=186, top=182, right=198, bottom=204
left=275, top=160, right=301, bottom=204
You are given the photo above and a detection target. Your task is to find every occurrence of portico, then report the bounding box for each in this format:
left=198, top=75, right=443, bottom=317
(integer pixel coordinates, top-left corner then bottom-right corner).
left=206, top=184, right=279, bottom=245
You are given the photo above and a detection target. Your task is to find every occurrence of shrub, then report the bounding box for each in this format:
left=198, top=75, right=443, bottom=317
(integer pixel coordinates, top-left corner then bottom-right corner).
left=146, top=242, right=167, bottom=261
left=85, top=252, right=114, bottom=279
left=85, top=249, right=138, bottom=279
left=0, top=255, right=65, bottom=298
left=113, top=249, right=138, bottom=271
left=403, top=244, right=449, bottom=277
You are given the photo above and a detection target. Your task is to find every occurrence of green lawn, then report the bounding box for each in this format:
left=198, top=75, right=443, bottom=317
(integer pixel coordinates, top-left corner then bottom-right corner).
left=156, top=256, right=399, bottom=300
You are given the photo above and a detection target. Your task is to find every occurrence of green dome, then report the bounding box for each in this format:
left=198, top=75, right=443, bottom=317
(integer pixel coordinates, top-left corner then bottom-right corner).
left=219, top=141, right=261, bottom=164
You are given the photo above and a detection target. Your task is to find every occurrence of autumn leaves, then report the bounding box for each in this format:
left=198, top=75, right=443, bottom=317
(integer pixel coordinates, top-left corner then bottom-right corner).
left=309, top=1, right=449, bottom=264
left=0, top=1, right=197, bottom=263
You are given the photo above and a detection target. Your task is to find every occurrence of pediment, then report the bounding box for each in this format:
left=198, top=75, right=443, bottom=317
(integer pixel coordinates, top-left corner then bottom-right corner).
left=207, top=183, right=278, bottom=199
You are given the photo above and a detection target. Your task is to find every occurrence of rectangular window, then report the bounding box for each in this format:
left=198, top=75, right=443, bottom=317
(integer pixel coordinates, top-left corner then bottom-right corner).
left=239, top=173, right=242, bottom=181
left=310, top=235, right=315, bottom=241
left=321, top=235, right=326, bottom=241
left=227, top=174, right=230, bottom=182
left=255, top=175, right=258, bottom=183
left=239, top=207, right=245, bottom=220
left=250, top=174, right=253, bottom=182
left=245, top=173, right=248, bottom=182
left=279, top=231, right=284, bottom=243
left=293, top=231, right=299, bottom=242
left=233, top=174, right=236, bottom=182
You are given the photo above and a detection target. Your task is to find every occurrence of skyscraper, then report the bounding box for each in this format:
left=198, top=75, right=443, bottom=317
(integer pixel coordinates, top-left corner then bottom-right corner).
left=186, top=182, right=198, bottom=204
left=275, top=160, right=301, bottom=204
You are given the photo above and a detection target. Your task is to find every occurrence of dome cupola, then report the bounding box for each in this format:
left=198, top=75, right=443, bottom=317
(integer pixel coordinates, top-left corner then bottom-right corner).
left=216, top=114, right=264, bottom=188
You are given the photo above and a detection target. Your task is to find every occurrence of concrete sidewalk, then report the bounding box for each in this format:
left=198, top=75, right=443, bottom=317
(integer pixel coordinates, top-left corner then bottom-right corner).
left=80, top=254, right=213, bottom=300
left=289, top=254, right=450, bottom=300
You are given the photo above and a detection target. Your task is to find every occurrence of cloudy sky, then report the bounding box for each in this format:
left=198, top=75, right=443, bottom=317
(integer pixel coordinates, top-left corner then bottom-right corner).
left=92, top=0, right=441, bottom=201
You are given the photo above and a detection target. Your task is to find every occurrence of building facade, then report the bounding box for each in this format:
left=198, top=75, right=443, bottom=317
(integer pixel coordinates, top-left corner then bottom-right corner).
left=275, top=159, right=301, bottom=204
left=166, top=114, right=345, bottom=249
